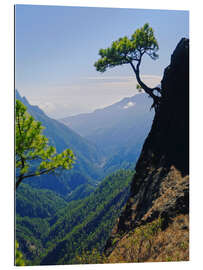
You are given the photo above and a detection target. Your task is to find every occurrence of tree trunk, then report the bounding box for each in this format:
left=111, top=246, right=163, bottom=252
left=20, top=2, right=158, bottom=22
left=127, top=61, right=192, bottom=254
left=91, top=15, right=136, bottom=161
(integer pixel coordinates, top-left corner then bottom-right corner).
left=129, top=61, right=161, bottom=111
left=16, top=176, right=23, bottom=190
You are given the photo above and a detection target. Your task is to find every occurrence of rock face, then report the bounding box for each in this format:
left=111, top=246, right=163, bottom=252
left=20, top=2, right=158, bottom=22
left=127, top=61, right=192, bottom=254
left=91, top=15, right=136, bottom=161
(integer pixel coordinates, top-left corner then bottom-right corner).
left=105, top=38, right=189, bottom=261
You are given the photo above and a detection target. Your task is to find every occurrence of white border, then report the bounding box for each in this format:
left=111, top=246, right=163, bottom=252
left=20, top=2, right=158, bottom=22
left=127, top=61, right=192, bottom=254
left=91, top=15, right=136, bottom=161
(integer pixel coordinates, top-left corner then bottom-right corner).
left=1, top=1, right=202, bottom=270
left=3, top=0, right=192, bottom=10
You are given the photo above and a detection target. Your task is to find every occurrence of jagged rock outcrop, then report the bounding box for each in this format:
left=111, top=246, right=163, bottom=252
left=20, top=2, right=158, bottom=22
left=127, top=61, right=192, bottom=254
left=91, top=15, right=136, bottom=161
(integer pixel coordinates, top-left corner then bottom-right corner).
left=105, top=38, right=189, bottom=261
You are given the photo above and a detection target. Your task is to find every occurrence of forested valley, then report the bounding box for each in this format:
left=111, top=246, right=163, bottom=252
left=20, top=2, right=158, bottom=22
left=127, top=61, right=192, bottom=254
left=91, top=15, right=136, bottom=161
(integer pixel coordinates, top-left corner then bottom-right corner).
left=15, top=89, right=151, bottom=265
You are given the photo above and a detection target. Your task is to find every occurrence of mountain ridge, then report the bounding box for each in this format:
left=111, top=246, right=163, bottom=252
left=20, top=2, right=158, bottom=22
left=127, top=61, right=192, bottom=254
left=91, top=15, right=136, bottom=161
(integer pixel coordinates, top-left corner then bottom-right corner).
left=60, top=93, right=154, bottom=172
left=15, top=90, right=105, bottom=197
left=60, top=93, right=153, bottom=137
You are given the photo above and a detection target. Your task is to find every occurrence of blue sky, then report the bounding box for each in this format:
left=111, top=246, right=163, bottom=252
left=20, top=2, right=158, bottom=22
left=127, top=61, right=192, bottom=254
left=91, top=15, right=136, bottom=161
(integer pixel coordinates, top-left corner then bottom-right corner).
left=15, top=5, right=189, bottom=118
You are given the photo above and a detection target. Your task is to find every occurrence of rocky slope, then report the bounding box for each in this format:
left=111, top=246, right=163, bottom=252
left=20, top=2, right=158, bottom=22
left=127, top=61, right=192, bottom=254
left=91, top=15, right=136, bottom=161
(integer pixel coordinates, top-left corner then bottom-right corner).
left=105, top=38, right=189, bottom=262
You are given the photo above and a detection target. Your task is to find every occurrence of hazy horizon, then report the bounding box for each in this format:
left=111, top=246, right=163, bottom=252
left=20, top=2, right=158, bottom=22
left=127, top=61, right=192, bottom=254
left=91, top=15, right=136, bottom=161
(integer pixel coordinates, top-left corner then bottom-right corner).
left=16, top=75, right=161, bottom=119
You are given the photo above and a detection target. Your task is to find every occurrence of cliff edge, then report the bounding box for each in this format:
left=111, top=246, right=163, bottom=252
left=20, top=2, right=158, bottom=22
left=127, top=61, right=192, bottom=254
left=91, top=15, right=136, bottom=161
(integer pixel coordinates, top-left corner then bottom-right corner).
left=105, top=38, right=189, bottom=262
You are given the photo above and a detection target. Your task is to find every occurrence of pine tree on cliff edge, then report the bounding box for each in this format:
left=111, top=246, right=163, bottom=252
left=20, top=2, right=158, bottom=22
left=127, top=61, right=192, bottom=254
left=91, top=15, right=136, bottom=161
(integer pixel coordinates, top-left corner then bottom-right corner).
left=94, top=23, right=162, bottom=111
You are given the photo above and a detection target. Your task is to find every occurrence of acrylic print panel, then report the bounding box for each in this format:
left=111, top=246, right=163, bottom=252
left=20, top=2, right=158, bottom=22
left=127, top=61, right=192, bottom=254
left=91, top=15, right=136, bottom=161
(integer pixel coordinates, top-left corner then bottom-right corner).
left=15, top=2, right=189, bottom=267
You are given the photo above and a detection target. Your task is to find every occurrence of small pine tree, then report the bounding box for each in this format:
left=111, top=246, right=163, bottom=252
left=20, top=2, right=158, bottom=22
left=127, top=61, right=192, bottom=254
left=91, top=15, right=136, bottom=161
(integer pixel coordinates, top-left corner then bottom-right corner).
left=94, top=23, right=162, bottom=111
left=15, top=100, right=75, bottom=189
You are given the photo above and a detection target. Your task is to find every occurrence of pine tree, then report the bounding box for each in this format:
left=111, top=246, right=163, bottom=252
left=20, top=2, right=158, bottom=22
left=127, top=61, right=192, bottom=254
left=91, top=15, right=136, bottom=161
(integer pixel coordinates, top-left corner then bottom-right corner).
left=94, top=23, right=162, bottom=111
left=15, top=100, right=75, bottom=189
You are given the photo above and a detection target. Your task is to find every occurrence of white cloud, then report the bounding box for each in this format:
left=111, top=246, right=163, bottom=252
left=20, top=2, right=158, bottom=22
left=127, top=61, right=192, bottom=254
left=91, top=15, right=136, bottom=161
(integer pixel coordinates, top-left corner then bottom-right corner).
left=123, top=101, right=135, bottom=109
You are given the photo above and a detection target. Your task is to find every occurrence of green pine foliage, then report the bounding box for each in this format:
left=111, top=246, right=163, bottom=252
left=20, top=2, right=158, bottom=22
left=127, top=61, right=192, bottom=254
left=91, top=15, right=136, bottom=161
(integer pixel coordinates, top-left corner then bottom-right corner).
left=16, top=92, right=106, bottom=198
left=15, top=100, right=75, bottom=189
left=94, top=23, right=161, bottom=108
left=15, top=241, right=26, bottom=266
left=94, top=23, right=158, bottom=72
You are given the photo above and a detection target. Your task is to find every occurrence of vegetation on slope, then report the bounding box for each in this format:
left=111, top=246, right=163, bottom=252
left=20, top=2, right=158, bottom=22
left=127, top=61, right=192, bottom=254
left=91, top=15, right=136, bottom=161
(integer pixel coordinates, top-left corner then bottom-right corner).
left=107, top=215, right=189, bottom=263
left=16, top=169, right=134, bottom=265
left=74, top=214, right=189, bottom=264
left=16, top=183, right=69, bottom=263
left=16, top=184, right=67, bottom=218
left=39, top=169, right=134, bottom=265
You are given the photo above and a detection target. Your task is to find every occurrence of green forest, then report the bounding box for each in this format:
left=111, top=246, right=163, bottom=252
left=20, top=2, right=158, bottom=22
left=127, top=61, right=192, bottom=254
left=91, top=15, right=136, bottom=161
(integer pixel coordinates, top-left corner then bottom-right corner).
left=16, top=169, right=134, bottom=265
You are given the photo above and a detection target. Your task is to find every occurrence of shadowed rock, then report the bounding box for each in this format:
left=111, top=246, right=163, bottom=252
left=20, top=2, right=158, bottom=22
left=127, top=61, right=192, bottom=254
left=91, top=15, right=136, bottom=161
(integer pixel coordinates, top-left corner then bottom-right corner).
left=105, top=38, right=189, bottom=255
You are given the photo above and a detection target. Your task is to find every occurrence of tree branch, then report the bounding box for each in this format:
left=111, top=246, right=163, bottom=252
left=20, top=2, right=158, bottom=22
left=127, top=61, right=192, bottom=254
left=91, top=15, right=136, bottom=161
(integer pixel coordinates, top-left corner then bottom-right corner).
left=128, top=60, right=161, bottom=112
left=15, top=166, right=57, bottom=190
left=129, top=61, right=157, bottom=99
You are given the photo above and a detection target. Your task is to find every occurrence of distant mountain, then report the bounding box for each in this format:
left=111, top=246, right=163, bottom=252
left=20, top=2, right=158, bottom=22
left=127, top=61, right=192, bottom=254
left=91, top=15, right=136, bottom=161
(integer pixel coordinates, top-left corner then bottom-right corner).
left=60, top=93, right=153, bottom=137
left=60, top=93, right=154, bottom=172
left=16, top=90, right=105, bottom=197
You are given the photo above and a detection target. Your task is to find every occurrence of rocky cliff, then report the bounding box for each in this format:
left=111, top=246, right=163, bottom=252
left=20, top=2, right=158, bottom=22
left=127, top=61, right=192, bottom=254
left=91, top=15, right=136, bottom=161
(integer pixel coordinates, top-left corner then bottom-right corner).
left=105, top=38, right=189, bottom=262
